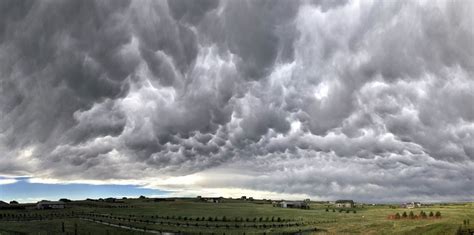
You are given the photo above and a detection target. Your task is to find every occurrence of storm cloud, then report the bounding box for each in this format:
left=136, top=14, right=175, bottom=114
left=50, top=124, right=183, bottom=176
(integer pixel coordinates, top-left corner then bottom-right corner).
left=0, top=0, right=473, bottom=202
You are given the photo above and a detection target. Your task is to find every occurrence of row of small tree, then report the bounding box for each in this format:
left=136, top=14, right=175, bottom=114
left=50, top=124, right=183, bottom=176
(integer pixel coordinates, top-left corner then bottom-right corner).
left=84, top=212, right=293, bottom=225
left=325, top=208, right=356, bottom=213
left=394, top=211, right=441, bottom=219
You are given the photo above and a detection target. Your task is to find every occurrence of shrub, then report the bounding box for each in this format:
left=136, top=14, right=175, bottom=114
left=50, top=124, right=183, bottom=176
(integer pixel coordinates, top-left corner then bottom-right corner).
left=395, top=213, right=401, bottom=219
left=326, top=208, right=329, bottom=212
left=409, top=211, right=415, bottom=219
left=435, top=211, right=441, bottom=218
left=429, top=211, right=434, bottom=217
left=402, top=212, right=407, bottom=218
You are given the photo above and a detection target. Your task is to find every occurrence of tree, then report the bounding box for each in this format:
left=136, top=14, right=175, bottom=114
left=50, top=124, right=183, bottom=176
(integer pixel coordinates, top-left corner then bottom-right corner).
left=420, top=211, right=427, bottom=219
left=435, top=211, right=441, bottom=218
left=429, top=211, right=434, bottom=217
left=139, top=195, right=146, bottom=199
left=402, top=212, right=407, bottom=218
left=59, top=198, right=71, bottom=202
left=395, top=213, right=401, bottom=219
left=9, top=201, right=18, bottom=205
left=409, top=211, right=415, bottom=219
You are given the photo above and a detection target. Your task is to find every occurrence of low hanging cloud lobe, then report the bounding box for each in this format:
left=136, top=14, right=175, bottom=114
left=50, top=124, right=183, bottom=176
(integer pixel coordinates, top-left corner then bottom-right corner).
left=0, top=0, right=473, bottom=202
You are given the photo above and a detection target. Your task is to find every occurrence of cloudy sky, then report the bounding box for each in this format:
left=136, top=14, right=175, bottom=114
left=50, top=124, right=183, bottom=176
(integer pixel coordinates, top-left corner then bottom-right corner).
left=0, top=0, right=473, bottom=203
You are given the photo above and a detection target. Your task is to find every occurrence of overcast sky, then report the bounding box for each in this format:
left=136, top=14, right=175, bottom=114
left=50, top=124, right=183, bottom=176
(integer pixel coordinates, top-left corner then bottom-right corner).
left=0, top=0, right=473, bottom=203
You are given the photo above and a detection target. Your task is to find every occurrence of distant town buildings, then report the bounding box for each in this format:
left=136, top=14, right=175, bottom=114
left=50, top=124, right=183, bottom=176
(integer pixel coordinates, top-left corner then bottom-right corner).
left=197, top=196, right=222, bottom=203
left=36, top=201, right=65, bottom=209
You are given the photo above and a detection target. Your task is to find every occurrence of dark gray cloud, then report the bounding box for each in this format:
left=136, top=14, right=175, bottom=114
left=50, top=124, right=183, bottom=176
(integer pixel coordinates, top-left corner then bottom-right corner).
left=0, top=0, right=473, bottom=202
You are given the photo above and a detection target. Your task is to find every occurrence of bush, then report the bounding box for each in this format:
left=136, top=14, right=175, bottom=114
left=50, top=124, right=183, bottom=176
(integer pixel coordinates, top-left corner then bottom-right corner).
left=409, top=211, right=415, bottom=219
left=402, top=212, right=407, bottom=218
left=429, top=211, right=434, bottom=217
left=332, top=209, right=335, bottom=212
left=326, top=208, right=329, bottom=212
left=395, top=213, right=401, bottom=219
left=435, top=211, right=441, bottom=218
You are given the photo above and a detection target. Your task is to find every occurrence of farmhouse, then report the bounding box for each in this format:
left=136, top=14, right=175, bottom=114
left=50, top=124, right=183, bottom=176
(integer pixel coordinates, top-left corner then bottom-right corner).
left=404, top=202, right=422, bottom=209
left=335, top=200, right=354, bottom=208
left=36, top=201, right=65, bottom=209
left=274, top=200, right=309, bottom=209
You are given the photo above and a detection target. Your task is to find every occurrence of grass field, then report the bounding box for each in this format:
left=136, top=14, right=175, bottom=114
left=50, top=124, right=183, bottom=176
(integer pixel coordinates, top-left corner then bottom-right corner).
left=0, top=198, right=472, bottom=234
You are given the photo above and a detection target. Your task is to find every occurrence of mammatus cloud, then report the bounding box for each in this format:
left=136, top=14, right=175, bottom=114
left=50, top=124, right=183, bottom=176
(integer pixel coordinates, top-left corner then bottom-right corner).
left=0, top=0, right=473, bottom=202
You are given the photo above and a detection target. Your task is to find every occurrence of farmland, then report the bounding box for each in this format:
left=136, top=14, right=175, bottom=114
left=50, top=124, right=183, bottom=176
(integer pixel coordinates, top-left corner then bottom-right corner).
left=0, top=198, right=472, bottom=234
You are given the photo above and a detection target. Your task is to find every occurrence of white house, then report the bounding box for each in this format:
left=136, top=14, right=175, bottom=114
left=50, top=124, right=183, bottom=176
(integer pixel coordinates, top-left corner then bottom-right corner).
left=335, top=200, right=354, bottom=208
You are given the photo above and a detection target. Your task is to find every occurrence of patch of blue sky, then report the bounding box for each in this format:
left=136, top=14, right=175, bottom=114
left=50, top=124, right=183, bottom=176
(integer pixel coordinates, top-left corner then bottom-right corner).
left=0, top=176, right=169, bottom=203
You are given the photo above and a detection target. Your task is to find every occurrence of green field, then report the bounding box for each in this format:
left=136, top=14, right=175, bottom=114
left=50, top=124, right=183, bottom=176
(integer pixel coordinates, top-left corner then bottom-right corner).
left=0, top=198, right=472, bottom=234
